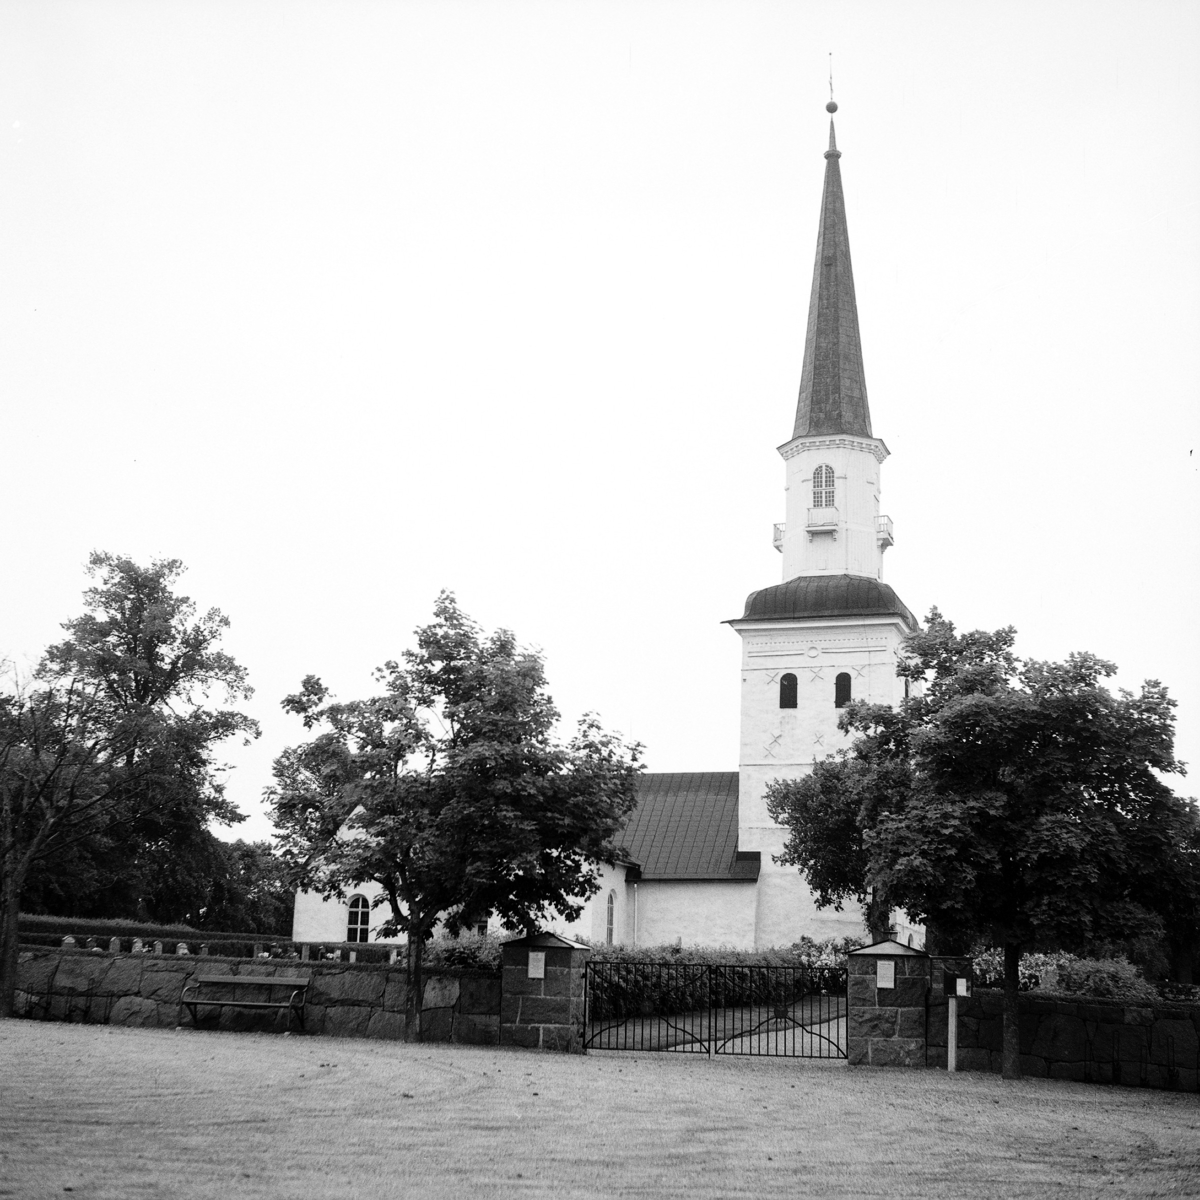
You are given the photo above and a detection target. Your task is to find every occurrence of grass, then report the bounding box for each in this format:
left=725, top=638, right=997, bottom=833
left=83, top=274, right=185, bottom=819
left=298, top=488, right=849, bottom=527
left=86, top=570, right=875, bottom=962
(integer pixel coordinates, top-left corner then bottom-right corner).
left=1, top=1019, right=1197, bottom=1199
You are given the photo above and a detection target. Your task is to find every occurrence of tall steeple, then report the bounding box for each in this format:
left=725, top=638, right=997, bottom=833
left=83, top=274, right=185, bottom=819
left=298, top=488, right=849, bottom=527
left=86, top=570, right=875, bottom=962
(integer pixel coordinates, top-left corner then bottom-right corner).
left=792, top=104, right=872, bottom=440
left=773, top=102, right=892, bottom=583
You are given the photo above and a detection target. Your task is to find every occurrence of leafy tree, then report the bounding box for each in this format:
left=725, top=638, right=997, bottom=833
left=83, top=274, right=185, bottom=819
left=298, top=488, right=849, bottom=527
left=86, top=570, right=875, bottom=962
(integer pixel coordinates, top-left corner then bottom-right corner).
left=0, top=671, right=154, bottom=1014
left=269, top=592, right=641, bottom=1037
left=188, top=839, right=296, bottom=934
left=1, top=553, right=258, bottom=1012
left=33, top=552, right=259, bottom=912
left=766, top=609, right=1199, bottom=1078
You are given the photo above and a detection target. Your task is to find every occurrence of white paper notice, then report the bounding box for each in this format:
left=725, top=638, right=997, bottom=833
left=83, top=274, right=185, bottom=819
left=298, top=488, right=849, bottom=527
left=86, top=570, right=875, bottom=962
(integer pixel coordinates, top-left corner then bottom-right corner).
left=957, top=976, right=969, bottom=997
left=527, top=951, right=546, bottom=979
left=877, top=960, right=895, bottom=989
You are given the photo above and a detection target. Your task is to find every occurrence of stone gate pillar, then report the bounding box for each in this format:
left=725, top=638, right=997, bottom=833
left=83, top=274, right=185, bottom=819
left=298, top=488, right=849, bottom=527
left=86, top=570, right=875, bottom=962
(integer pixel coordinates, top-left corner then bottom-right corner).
left=499, top=932, right=590, bottom=1053
left=847, top=939, right=930, bottom=1067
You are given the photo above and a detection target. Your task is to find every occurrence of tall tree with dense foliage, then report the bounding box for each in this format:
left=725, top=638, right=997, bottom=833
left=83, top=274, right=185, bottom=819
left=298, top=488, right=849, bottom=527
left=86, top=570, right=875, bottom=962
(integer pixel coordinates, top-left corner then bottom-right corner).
left=0, top=553, right=258, bottom=1013
left=269, top=592, right=642, bottom=1037
left=0, top=671, right=153, bottom=1014
left=766, top=609, right=1199, bottom=1078
left=33, top=553, right=258, bottom=913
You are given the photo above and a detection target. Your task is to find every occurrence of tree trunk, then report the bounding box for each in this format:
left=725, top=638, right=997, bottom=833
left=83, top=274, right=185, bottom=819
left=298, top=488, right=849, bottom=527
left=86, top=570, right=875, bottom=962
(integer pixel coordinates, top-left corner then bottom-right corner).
left=1001, top=940, right=1022, bottom=1080
left=1170, top=932, right=1195, bottom=986
left=865, top=890, right=891, bottom=944
left=0, top=865, right=23, bottom=1018
left=404, top=934, right=425, bottom=1043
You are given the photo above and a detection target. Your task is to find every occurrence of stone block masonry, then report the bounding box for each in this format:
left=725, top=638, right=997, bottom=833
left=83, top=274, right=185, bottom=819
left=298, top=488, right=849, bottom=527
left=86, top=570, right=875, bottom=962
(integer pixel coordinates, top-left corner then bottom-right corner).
left=15, top=948, right=500, bottom=1043
left=943, top=990, right=1199, bottom=1092
left=846, top=946, right=929, bottom=1067
left=499, top=933, right=589, bottom=1053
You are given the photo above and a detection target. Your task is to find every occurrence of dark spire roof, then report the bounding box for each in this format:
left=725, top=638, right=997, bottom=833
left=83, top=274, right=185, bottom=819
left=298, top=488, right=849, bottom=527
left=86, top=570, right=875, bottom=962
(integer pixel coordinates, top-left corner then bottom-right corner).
left=791, top=116, right=873, bottom=440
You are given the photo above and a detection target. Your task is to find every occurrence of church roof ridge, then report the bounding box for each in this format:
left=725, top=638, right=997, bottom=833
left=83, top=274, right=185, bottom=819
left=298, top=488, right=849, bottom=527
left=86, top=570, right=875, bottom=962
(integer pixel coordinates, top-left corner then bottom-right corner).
left=792, top=107, right=873, bottom=441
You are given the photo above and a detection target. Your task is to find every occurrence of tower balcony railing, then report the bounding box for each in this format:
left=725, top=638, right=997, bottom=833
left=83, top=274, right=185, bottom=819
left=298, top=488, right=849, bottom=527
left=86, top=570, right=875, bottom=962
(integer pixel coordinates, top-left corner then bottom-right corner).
left=772, top=523, right=785, bottom=552
left=877, top=514, right=894, bottom=548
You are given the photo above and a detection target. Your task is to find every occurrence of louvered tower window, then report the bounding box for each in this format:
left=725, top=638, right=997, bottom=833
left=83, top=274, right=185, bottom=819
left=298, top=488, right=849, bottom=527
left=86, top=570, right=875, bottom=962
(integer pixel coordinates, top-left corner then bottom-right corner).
left=834, top=673, right=852, bottom=708
left=780, top=673, right=798, bottom=708
left=347, top=894, right=370, bottom=943
left=812, top=464, right=835, bottom=508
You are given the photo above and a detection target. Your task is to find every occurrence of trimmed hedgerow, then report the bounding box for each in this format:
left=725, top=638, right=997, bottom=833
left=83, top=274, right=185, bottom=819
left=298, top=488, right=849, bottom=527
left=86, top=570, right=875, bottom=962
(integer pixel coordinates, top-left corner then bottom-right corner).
left=971, top=948, right=1161, bottom=1004
left=17, top=914, right=290, bottom=941
left=583, top=938, right=856, bottom=1022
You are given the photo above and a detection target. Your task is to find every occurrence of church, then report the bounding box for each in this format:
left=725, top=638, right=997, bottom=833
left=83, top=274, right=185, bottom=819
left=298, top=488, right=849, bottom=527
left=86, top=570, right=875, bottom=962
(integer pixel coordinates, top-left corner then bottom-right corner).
left=292, top=104, right=923, bottom=952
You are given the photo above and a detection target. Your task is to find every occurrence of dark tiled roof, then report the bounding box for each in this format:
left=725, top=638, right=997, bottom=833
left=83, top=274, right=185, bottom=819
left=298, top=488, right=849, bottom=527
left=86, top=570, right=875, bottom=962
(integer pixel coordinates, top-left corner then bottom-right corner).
left=617, top=773, right=757, bottom=882
left=735, top=573, right=916, bottom=630
left=792, top=120, right=873, bottom=441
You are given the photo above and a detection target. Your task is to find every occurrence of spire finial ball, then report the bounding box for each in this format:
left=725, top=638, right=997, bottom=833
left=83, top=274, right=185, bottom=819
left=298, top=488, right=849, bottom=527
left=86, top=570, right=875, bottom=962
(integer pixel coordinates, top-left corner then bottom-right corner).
left=826, top=100, right=838, bottom=113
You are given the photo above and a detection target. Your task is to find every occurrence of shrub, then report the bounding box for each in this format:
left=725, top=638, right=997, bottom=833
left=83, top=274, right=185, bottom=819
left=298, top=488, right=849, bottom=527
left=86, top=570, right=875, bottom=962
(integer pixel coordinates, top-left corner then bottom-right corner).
left=423, top=931, right=503, bottom=974
left=583, top=939, right=854, bottom=1021
left=971, top=948, right=1160, bottom=1003
left=1056, top=957, right=1159, bottom=1003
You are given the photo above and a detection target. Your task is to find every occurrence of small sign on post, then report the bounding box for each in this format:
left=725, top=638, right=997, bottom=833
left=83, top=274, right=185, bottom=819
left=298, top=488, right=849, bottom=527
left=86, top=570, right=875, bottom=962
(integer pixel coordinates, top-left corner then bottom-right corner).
left=527, top=950, right=546, bottom=980
left=943, top=970, right=971, bottom=1073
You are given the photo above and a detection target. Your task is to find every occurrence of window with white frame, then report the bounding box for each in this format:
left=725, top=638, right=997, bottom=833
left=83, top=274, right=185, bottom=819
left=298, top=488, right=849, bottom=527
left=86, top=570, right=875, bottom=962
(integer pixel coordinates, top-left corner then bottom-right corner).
left=346, top=894, right=370, bottom=944
left=812, top=464, right=835, bottom=508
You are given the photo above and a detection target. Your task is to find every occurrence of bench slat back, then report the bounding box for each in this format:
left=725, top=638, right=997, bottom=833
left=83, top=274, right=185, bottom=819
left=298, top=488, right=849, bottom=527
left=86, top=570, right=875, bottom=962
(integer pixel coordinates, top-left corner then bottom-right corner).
left=193, top=975, right=310, bottom=987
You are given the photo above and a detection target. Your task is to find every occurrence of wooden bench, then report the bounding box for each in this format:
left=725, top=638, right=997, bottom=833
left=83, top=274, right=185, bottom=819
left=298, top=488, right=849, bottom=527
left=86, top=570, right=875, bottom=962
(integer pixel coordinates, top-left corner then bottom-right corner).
left=181, top=974, right=311, bottom=1031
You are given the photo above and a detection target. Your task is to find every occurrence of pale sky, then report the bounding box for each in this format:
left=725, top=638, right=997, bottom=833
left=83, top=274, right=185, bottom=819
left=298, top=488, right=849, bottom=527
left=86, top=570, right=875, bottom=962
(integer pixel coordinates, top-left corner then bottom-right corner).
left=4, top=1, right=1198, bottom=842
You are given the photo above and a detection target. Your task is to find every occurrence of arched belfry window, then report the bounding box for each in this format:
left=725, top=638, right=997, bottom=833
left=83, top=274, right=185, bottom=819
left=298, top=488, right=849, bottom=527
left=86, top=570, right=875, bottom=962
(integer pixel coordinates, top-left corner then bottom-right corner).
left=347, top=894, right=370, bottom=944
left=606, top=891, right=616, bottom=945
left=779, top=673, right=798, bottom=709
left=834, top=672, right=852, bottom=709
left=812, top=464, right=835, bottom=508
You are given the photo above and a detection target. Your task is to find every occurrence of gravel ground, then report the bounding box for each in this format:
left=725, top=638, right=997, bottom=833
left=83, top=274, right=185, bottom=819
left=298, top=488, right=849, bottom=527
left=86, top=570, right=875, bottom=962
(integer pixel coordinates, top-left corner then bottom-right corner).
left=1, top=1018, right=1198, bottom=1199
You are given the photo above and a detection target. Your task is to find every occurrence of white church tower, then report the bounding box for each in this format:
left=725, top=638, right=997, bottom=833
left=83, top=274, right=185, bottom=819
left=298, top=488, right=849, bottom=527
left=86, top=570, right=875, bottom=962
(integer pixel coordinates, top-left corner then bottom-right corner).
left=728, top=104, right=919, bottom=948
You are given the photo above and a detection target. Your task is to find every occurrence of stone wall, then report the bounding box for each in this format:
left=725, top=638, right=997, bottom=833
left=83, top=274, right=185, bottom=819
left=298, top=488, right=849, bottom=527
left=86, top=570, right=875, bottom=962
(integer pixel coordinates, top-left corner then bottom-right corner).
left=15, top=948, right=500, bottom=1044
left=499, top=934, right=588, bottom=1052
left=932, top=989, right=1200, bottom=1092
left=846, top=950, right=929, bottom=1066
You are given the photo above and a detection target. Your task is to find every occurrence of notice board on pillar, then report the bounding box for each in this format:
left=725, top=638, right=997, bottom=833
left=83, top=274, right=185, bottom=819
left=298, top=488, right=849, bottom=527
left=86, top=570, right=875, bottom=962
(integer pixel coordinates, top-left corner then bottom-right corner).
left=876, top=960, right=895, bottom=989
left=527, top=951, right=546, bottom=979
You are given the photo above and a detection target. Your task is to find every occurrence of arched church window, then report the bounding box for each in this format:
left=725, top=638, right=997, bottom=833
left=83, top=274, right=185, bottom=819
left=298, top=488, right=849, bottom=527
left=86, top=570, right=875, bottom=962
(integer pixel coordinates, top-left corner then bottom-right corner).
left=347, top=894, right=370, bottom=944
left=779, top=673, right=798, bottom=708
left=812, top=464, right=835, bottom=508
left=834, top=672, right=852, bottom=708
left=606, top=891, right=616, bottom=945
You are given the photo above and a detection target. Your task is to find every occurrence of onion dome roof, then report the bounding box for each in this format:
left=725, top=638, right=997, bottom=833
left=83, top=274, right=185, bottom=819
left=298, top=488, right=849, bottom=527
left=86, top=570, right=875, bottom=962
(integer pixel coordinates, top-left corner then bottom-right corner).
left=734, top=573, right=916, bottom=629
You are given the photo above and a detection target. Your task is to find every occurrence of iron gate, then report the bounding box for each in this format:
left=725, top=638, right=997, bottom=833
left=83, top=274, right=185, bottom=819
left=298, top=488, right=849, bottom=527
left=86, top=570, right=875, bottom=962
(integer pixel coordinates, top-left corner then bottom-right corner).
left=584, top=961, right=847, bottom=1058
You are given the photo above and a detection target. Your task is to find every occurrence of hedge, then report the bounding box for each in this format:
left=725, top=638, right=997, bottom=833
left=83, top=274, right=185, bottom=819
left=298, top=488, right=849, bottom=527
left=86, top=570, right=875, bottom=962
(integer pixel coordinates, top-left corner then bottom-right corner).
left=582, top=938, right=857, bottom=1022
left=18, top=913, right=289, bottom=942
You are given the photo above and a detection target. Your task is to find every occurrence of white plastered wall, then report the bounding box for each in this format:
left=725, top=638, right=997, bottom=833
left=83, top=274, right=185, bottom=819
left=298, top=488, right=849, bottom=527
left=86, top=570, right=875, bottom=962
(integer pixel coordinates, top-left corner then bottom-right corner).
left=732, top=613, right=913, bottom=949
left=625, top=879, right=758, bottom=949
left=292, top=881, right=401, bottom=944
left=293, top=862, right=632, bottom=947
left=779, top=435, right=889, bottom=580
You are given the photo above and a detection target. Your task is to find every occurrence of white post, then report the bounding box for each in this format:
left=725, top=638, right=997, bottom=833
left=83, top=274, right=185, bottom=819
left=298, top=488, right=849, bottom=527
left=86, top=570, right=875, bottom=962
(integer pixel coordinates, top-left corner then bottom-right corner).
left=947, top=994, right=958, bottom=1073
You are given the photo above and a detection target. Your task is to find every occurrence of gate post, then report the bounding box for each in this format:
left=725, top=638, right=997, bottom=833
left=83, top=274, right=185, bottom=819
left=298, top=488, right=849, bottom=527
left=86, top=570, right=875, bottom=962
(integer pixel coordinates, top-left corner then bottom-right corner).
left=846, top=939, right=930, bottom=1067
left=500, top=932, right=591, bottom=1053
